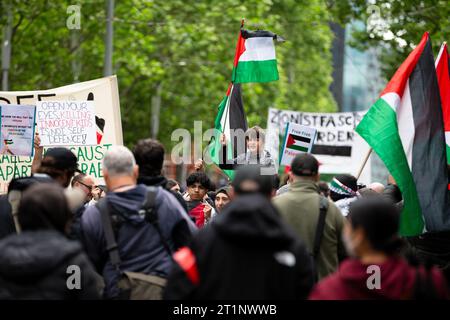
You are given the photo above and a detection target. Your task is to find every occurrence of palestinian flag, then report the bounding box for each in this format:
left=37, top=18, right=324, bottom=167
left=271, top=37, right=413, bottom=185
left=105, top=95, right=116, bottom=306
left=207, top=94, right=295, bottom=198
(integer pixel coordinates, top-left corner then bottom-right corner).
left=4, top=139, right=13, bottom=145
left=209, top=83, right=248, bottom=178
left=286, top=133, right=311, bottom=152
left=231, top=29, right=279, bottom=83
left=436, top=42, right=450, bottom=174
left=356, top=32, right=450, bottom=236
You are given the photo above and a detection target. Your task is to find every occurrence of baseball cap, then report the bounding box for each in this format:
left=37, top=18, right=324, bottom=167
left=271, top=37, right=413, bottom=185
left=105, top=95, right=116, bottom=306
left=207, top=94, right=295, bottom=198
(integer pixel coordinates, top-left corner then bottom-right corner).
left=290, top=153, right=319, bottom=176
left=43, top=148, right=80, bottom=172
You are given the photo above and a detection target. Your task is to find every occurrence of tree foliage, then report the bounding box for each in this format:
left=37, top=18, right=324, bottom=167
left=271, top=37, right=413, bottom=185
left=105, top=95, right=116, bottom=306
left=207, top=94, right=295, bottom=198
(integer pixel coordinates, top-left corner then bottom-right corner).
left=329, top=0, right=450, bottom=80
left=1, top=0, right=339, bottom=149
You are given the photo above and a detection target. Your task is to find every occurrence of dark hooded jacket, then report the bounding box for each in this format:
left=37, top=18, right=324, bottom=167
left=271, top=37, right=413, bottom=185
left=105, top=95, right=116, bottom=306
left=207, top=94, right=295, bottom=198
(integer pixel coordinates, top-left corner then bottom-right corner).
left=164, top=193, right=314, bottom=300
left=309, top=257, right=448, bottom=300
left=80, top=184, right=196, bottom=299
left=0, top=230, right=100, bottom=299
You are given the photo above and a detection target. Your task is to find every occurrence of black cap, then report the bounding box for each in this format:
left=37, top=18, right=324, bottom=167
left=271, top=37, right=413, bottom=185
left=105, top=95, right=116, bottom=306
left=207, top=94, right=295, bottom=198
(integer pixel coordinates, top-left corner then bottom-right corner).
left=291, top=153, right=319, bottom=176
left=44, top=148, right=80, bottom=172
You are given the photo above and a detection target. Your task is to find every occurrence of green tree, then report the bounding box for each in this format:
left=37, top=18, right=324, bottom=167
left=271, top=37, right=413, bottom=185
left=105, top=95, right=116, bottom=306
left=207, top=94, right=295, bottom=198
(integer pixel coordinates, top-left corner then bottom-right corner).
left=1, top=0, right=338, bottom=150
left=328, top=0, right=450, bottom=80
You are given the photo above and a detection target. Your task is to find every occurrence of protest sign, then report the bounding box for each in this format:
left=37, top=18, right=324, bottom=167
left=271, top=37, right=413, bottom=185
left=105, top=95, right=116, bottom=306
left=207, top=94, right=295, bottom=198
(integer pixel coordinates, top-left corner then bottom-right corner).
left=279, top=122, right=316, bottom=166
left=0, top=105, right=36, bottom=157
left=36, top=101, right=97, bottom=146
left=0, top=76, right=122, bottom=193
left=266, top=107, right=372, bottom=183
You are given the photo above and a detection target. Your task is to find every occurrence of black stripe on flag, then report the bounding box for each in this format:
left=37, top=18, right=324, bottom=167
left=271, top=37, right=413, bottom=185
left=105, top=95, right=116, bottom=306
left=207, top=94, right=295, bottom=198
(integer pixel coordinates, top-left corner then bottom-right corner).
left=241, top=29, right=275, bottom=39
left=290, top=134, right=311, bottom=144
left=409, top=37, right=450, bottom=231
left=311, top=145, right=352, bottom=157
left=228, top=84, right=248, bottom=159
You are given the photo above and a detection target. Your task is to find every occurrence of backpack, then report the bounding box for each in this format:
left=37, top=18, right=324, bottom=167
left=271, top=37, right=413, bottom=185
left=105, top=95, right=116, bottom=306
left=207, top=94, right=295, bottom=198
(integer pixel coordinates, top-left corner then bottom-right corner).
left=96, top=186, right=172, bottom=300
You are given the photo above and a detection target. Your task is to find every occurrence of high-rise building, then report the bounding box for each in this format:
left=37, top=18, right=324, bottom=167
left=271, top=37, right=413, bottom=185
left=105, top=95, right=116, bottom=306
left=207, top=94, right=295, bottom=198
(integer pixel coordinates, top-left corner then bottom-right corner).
left=330, top=21, right=388, bottom=183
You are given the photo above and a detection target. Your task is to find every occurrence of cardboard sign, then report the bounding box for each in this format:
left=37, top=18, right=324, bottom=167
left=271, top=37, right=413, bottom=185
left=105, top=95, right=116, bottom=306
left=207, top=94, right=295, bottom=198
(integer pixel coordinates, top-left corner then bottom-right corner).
left=36, top=101, right=97, bottom=146
left=0, top=104, right=36, bottom=157
left=280, top=122, right=316, bottom=166
left=0, top=76, right=122, bottom=193
left=266, top=107, right=371, bottom=183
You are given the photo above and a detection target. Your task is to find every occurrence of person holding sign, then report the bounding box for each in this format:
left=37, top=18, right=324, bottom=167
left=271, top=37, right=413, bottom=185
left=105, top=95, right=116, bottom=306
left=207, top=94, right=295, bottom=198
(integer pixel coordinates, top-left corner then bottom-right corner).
left=219, top=126, right=275, bottom=172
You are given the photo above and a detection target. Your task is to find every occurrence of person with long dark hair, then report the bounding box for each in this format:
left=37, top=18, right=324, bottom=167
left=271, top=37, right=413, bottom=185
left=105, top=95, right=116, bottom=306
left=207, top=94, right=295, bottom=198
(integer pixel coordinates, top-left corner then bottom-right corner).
left=0, top=184, right=100, bottom=299
left=309, top=197, right=449, bottom=299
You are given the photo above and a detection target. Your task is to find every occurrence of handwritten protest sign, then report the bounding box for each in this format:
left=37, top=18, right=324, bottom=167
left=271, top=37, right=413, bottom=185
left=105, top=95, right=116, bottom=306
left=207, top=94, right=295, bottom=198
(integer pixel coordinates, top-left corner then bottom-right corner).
left=36, top=101, right=96, bottom=146
left=0, top=76, right=123, bottom=193
left=266, top=107, right=372, bottom=183
left=0, top=105, right=36, bottom=157
left=280, top=122, right=316, bottom=166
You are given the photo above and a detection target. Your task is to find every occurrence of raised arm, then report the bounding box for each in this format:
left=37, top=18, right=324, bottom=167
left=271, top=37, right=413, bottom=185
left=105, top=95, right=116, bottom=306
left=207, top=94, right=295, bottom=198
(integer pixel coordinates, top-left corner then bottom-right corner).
left=31, top=132, right=43, bottom=173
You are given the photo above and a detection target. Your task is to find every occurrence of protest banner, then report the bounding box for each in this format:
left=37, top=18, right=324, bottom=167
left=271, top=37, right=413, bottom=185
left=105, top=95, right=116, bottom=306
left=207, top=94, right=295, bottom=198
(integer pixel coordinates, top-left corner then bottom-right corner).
left=0, top=104, right=36, bottom=157
left=279, top=122, right=316, bottom=166
left=36, top=101, right=97, bottom=146
left=0, top=76, right=122, bottom=193
left=266, top=107, right=372, bottom=183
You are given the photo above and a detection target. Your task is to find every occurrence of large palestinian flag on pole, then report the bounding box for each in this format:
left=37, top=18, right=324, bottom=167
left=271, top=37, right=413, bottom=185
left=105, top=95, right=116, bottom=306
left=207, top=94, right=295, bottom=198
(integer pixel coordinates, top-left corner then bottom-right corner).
left=436, top=42, right=450, bottom=174
left=356, top=32, right=450, bottom=236
left=231, top=29, right=279, bottom=83
left=209, top=25, right=281, bottom=177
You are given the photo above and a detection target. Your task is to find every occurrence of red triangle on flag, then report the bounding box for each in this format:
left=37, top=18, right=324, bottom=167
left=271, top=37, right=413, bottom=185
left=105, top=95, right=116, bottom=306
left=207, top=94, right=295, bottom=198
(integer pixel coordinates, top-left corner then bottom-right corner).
left=286, top=134, right=295, bottom=147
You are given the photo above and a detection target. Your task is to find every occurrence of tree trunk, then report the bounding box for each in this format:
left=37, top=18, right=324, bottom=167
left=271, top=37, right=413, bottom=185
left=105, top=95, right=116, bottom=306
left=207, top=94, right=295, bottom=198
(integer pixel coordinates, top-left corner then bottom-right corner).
left=2, top=2, right=13, bottom=91
left=103, top=0, right=114, bottom=76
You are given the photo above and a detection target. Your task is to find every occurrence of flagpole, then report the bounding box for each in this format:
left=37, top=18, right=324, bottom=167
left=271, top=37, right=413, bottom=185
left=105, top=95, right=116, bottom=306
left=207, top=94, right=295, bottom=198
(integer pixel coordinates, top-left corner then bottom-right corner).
left=356, top=148, right=372, bottom=180
left=222, top=19, right=245, bottom=147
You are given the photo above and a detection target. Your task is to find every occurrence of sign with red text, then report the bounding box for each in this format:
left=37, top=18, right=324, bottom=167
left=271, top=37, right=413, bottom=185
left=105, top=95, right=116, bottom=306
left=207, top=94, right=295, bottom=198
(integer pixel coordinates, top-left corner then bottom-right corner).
left=0, top=76, right=122, bottom=193
left=36, top=101, right=96, bottom=146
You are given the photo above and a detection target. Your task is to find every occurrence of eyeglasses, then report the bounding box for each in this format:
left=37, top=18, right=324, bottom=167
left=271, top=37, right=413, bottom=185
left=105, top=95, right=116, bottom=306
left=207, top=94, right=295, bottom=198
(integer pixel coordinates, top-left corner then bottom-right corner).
left=78, top=180, right=93, bottom=192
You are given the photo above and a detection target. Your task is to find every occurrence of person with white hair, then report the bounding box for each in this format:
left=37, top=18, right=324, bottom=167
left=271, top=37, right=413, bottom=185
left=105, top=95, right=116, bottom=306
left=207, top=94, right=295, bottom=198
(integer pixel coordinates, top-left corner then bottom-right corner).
left=80, top=145, right=196, bottom=299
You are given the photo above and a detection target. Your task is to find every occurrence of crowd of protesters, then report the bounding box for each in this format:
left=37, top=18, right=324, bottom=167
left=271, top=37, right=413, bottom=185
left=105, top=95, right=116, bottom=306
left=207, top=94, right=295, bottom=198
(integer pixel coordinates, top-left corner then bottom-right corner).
left=0, top=126, right=449, bottom=300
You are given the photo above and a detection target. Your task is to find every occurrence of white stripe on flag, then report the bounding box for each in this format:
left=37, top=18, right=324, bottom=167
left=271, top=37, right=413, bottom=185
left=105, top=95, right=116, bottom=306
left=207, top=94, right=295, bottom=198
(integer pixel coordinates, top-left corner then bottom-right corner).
left=221, top=85, right=232, bottom=143
left=292, top=140, right=310, bottom=148
left=435, top=42, right=446, bottom=68
left=239, top=37, right=276, bottom=62
left=381, top=89, right=415, bottom=170
left=396, top=80, right=415, bottom=170
left=446, top=131, right=450, bottom=146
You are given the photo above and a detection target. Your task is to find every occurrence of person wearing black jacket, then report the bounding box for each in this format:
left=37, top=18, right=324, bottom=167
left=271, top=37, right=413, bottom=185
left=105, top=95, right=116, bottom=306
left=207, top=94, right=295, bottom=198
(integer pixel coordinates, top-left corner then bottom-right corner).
left=133, top=138, right=188, bottom=212
left=0, top=183, right=100, bottom=299
left=164, top=165, right=314, bottom=300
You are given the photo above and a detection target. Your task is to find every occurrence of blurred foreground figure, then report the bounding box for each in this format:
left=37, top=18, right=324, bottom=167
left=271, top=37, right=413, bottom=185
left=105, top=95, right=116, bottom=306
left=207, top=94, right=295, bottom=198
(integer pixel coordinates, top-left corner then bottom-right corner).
left=0, top=184, right=100, bottom=299
left=309, top=197, right=449, bottom=300
left=164, top=165, right=314, bottom=300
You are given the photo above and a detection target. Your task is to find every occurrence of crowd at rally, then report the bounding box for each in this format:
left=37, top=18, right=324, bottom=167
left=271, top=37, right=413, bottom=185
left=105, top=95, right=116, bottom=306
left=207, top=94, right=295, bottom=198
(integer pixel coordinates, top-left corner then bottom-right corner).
left=0, top=126, right=449, bottom=300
